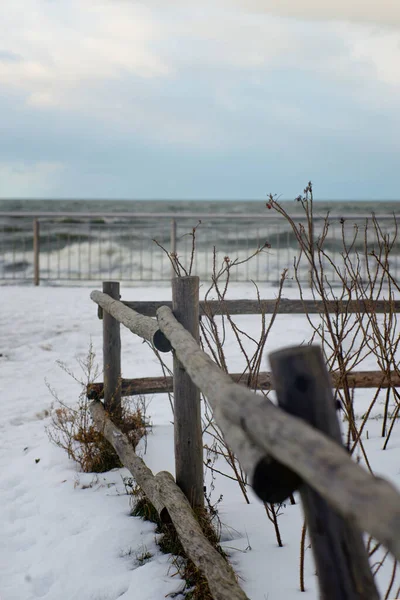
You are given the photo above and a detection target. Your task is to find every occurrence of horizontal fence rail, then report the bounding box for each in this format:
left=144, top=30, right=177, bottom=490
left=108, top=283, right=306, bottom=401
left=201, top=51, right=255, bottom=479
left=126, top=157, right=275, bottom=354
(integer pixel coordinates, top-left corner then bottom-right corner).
left=1, top=211, right=399, bottom=285
left=87, top=369, right=400, bottom=400
left=123, top=298, right=400, bottom=316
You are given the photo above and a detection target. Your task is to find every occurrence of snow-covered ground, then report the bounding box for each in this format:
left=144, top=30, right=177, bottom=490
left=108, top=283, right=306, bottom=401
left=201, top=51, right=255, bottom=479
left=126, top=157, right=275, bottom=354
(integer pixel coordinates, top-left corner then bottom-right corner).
left=1, top=283, right=400, bottom=600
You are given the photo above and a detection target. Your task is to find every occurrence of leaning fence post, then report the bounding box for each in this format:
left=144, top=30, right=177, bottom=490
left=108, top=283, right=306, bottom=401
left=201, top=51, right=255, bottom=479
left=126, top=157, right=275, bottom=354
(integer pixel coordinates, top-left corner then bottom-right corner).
left=172, top=275, right=204, bottom=508
left=102, top=281, right=122, bottom=421
left=269, top=345, right=379, bottom=600
left=33, top=218, right=40, bottom=286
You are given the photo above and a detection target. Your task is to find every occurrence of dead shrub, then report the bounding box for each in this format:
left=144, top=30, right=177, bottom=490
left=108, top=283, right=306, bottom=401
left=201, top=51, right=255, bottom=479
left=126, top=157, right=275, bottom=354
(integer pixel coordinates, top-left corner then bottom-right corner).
left=46, top=343, right=150, bottom=473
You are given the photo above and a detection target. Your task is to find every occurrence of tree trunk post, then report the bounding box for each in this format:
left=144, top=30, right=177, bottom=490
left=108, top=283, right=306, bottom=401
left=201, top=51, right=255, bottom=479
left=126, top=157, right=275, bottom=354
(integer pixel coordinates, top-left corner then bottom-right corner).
left=103, top=281, right=122, bottom=421
left=172, top=276, right=204, bottom=508
left=269, top=345, right=379, bottom=600
left=33, top=218, right=40, bottom=286
left=170, top=218, right=177, bottom=278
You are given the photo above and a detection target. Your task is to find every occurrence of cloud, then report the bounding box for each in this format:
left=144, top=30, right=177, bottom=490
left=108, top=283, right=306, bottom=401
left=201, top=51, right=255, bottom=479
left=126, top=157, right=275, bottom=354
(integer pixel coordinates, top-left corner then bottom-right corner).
left=161, top=13, right=400, bottom=120
left=347, top=27, right=400, bottom=87
left=226, top=0, right=400, bottom=29
left=1, top=1, right=400, bottom=199
left=1, top=1, right=399, bottom=129
left=0, top=0, right=170, bottom=108
left=0, top=161, right=65, bottom=196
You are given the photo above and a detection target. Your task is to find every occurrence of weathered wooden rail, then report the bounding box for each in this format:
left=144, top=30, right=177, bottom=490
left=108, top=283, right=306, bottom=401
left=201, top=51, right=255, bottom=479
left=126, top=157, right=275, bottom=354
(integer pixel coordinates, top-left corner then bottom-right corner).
left=89, top=279, right=400, bottom=600
left=87, top=370, right=400, bottom=399
left=121, top=298, right=400, bottom=317
left=89, top=400, right=246, bottom=600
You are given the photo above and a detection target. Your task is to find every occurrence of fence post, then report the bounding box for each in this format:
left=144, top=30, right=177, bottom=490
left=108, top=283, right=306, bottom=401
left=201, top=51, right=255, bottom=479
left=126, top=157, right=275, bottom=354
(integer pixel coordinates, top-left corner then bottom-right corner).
left=269, top=345, right=379, bottom=600
left=309, top=218, right=314, bottom=289
left=103, top=281, right=122, bottom=421
left=172, top=275, right=204, bottom=508
left=33, top=218, right=40, bottom=286
left=170, top=219, right=177, bottom=278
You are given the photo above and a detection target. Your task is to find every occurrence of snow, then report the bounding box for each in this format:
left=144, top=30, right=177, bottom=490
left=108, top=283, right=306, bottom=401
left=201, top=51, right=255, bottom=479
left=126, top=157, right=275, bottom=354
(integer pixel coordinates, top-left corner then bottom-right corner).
left=1, top=283, right=400, bottom=600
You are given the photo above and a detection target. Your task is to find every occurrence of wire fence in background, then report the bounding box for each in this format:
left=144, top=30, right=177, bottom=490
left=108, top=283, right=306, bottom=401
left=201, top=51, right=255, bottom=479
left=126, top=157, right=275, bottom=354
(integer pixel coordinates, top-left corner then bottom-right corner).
left=0, top=212, right=398, bottom=286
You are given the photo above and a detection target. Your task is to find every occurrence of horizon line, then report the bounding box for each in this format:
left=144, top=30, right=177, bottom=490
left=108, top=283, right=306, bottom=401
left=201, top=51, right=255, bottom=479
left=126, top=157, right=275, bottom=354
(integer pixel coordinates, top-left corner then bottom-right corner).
left=1, top=197, right=399, bottom=203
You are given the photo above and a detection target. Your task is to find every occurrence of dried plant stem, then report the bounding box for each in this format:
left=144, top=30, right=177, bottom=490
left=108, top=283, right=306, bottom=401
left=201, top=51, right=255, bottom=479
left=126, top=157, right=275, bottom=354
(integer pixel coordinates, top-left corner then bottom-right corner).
left=300, top=520, right=307, bottom=592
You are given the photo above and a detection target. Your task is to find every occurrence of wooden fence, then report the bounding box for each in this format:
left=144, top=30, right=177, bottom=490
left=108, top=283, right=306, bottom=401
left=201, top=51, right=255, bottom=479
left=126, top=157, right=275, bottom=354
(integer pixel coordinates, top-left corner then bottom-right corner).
left=89, top=279, right=400, bottom=600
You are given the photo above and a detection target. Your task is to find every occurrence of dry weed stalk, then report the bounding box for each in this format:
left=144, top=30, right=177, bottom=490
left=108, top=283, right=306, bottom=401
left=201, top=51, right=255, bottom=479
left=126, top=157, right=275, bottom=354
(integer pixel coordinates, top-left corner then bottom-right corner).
left=46, top=343, right=150, bottom=473
left=200, top=250, right=290, bottom=547
left=268, top=183, right=400, bottom=595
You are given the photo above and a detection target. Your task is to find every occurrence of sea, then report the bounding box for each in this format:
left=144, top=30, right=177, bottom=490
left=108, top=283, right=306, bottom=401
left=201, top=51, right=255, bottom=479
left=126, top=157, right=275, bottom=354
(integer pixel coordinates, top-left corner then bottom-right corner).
left=0, top=199, right=399, bottom=285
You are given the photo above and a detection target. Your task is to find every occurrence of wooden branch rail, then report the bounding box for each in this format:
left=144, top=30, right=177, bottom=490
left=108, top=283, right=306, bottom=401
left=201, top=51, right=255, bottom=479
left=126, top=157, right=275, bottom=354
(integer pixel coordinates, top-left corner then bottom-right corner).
left=89, top=400, right=249, bottom=600
left=122, top=298, right=400, bottom=317
left=156, top=304, right=400, bottom=563
left=87, top=369, right=400, bottom=400
left=90, top=290, right=171, bottom=352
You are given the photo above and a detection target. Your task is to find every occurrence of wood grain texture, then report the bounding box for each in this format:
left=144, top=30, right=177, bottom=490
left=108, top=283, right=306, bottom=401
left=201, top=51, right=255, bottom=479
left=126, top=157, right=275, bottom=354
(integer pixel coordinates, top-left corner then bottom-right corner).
left=91, top=289, right=171, bottom=352
left=102, top=282, right=122, bottom=419
left=172, top=277, right=204, bottom=508
left=124, top=298, right=400, bottom=317
left=270, top=345, right=378, bottom=600
left=89, top=401, right=249, bottom=600
left=156, top=305, right=400, bottom=562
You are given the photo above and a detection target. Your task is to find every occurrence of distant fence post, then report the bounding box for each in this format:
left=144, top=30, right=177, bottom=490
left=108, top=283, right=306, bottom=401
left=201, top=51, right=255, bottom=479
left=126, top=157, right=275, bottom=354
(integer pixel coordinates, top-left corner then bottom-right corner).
left=170, top=219, right=177, bottom=278
left=269, top=345, right=379, bottom=600
left=309, top=219, right=314, bottom=289
left=33, top=218, right=40, bottom=286
left=172, top=275, right=204, bottom=508
left=103, top=281, right=122, bottom=421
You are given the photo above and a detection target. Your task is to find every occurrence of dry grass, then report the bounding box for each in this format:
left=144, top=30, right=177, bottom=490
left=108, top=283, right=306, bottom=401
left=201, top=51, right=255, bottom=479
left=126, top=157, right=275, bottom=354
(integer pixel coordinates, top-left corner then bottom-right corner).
left=130, top=486, right=227, bottom=600
left=46, top=343, right=150, bottom=473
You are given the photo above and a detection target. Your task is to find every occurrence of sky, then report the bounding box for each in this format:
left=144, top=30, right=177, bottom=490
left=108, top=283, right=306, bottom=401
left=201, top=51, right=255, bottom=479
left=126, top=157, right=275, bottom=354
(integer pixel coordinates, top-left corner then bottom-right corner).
left=0, top=0, right=399, bottom=200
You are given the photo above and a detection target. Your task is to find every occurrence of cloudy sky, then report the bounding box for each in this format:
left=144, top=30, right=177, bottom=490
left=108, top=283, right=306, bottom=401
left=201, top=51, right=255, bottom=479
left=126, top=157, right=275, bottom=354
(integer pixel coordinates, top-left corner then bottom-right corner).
left=0, top=0, right=399, bottom=200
